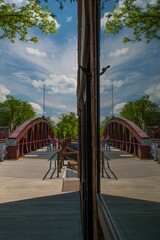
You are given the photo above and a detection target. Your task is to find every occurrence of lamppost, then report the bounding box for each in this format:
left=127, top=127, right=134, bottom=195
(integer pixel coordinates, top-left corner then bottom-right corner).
left=42, top=84, right=45, bottom=118
left=111, top=84, right=114, bottom=118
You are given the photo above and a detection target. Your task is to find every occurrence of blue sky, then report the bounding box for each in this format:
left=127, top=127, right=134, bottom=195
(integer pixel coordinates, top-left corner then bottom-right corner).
left=100, top=0, right=160, bottom=121
left=0, top=0, right=160, bottom=123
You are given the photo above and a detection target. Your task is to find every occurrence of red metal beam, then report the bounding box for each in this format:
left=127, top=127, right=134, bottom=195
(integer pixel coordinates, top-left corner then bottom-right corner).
left=150, top=128, right=160, bottom=139
left=7, top=117, right=55, bottom=160
left=0, top=131, right=6, bottom=139
left=104, top=117, right=151, bottom=159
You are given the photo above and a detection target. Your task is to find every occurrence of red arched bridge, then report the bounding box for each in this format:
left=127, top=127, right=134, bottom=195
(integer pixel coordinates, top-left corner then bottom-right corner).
left=7, top=117, right=54, bottom=159
left=103, top=117, right=151, bottom=159
left=2, top=117, right=159, bottom=160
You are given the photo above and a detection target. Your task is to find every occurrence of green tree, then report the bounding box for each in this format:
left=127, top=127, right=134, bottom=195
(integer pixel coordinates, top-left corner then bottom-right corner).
left=53, top=0, right=76, bottom=10
left=56, top=112, right=78, bottom=139
left=45, top=116, right=58, bottom=136
left=100, top=116, right=110, bottom=137
left=104, top=0, right=160, bottom=43
left=0, top=0, right=57, bottom=43
left=120, top=96, right=160, bottom=131
left=0, top=95, right=36, bottom=132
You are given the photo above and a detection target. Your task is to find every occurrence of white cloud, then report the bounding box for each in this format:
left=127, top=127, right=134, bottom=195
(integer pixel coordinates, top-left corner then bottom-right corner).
left=29, top=102, right=43, bottom=114
left=8, top=37, right=77, bottom=75
left=45, top=74, right=77, bottom=95
left=26, top=47, right=47, bottom=57
left=54, top=104, right=66, bottom=110
left=55, top=19, right=61, bottom=29
left=0, top=84, right=10, bottom=102
left=114, top=102, right=126, bottom=115
left=6, top=0, right=27, bottom=5
left=100, top=0, right=158, bottom=33
left=134, top=0, right=158, bottom=7
left=66, top=16, right=72, bottom=22
left=32, top=80, right=44, bottom=88
left=101, top=13, right=110, bottom=30
left=109, top=48, right=129, bottom=57
left=100, top=77, right=127, bottom=94
left=13, top=72, right=31, bottom=83
left=113, top=80, right=126, bottom=88
left=0, top=3, right=78, bottom=119
left=6, top=1, right=61, bottom=31
left=145, top=84, right=160, bottom=102
left=15, top=72, right=77, bottom=95
left=50, top=115, right=59, bottom=124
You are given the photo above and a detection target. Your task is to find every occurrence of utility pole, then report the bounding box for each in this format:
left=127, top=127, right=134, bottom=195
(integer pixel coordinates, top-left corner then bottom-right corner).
left=42, top=84, right=45, bottom=118
left=112, top=84, right=114, bottom=118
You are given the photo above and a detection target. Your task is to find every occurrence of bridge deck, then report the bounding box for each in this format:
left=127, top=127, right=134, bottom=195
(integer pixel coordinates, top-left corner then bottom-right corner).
left=0, top=147, right=82, bottom=240
left=101, top=147, right=160, bottom=240
left=1, top=146, right=160, bottom=239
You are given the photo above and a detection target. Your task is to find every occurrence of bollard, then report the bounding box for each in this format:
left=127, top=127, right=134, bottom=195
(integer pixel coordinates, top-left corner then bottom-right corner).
left=157, top=149, right=160, bottom=164
left=0, top=148, right=4, bottom=161
left=154, top=147, right=158, bottom=161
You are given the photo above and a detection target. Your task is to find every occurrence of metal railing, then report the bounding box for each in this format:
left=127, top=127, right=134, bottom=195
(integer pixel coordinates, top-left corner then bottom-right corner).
left=101, top=150, right=118, bottom=180
left=43, top=142, right=79, bottom=179
left=42, top=150, right=59, bottom=180
left=57, top=146, right=79, bottom=178
left=57, top=147, right=65, bottom=177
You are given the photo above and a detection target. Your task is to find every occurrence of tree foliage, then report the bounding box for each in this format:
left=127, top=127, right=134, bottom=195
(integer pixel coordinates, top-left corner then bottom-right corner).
left=0, top=95, right=36, bottom=132
left=105, top=0, right=160, bottom=43
left=0, top=0, right=58, bottom=43
left=45, top=116, right=57, bottom=136
left=56, top=112, right=78, bottom=139
left=120, top=96, right=160, bottom=131
left=100, top=116, right=111, bottom=137
left=55, top=0, right=76, bottom=10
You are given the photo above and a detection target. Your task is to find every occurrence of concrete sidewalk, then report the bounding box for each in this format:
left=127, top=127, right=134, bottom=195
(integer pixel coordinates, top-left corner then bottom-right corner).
left=101, top=148, right=160, bottom=240
left=0, top=155, right=83, bottom=240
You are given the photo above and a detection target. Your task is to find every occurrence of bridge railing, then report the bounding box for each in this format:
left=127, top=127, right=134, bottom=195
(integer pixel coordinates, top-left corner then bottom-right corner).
left=103, top=117, right=151, bottom=159
left=7, top=117, right=54, bottom=159
left=56, top=140, right=79, bottom=178
left=110, top=138, right=151, bottom=159
left=43, top=150, right=58, bottom=180
left=101, top=150, right=117, bottom=180
left=8, top=137, right=50, bottom=159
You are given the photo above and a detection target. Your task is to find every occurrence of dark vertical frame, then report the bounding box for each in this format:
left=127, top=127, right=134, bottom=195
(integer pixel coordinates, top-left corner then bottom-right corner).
left=80, top=69, right=93, bottom=240
left=77, top=0, right=102, bottom=239
left=96, top=0, right=101, bottom=195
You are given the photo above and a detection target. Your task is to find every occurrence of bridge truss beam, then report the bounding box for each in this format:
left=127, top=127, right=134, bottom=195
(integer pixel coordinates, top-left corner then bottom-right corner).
left=7, top=118, right=54, bottom=160
left=104, top=117, right=151, bottom=159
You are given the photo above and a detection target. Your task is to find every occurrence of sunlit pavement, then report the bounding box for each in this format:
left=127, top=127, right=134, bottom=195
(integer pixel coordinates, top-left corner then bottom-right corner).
left=101, top=147, right=160, bottom=240
left=0, top=148, right=82, bottom=240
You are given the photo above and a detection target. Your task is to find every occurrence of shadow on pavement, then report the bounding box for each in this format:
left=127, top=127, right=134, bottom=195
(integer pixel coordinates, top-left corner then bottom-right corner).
left=102, top=194, right=160, bottom=240
left=0, top=191, right=83, bottom=240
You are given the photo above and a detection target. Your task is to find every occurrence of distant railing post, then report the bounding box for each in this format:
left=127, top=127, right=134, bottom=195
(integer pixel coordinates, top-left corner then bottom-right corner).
left=57, top=150, right=60, bottom=178
left=102, top=151, right=104, bottom=177
left=77, top=153, right=80, bottom=178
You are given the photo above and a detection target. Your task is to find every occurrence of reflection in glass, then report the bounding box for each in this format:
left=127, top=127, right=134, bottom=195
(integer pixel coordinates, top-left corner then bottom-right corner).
left=99, top=0, right=160, bottom=238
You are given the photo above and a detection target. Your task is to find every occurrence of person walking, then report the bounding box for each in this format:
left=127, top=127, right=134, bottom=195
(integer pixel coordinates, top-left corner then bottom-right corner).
left=47, top=135, right=52, bottom=151
left=52, top=136, right=57, bottom=150
left=101, top=136, right=106, bottom=151
left=106, top=135, right=111, bottom=151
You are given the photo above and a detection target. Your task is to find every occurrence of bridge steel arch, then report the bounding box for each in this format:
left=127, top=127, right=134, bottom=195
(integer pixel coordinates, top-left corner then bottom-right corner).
left=150, top=128, right=160, bottom=139
left=0, top=131, right=7, bottom=140
left=103, top=117, right=151, bottom=159
left=7, top=117, right=54, bottom=160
